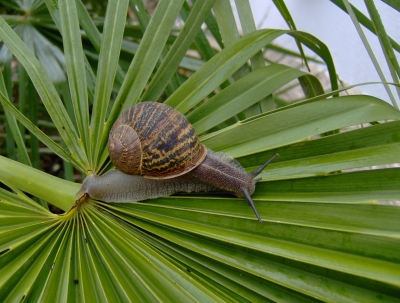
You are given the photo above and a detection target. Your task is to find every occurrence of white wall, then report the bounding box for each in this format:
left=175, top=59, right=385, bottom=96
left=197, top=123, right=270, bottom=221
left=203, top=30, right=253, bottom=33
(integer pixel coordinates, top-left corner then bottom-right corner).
left=249, top=0, right=400, bottom=106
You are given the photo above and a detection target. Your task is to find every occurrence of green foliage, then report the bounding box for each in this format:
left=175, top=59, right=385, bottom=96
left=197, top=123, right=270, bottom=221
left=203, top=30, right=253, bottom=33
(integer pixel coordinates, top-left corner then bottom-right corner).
left=0, top=0, right=399, bottom=301
left=331, top=0, right=400, bottom=108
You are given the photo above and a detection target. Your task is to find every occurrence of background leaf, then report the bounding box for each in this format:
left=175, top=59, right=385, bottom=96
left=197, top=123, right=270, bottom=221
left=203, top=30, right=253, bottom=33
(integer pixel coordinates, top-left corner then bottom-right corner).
left=0, top=16, right=88, bottom=170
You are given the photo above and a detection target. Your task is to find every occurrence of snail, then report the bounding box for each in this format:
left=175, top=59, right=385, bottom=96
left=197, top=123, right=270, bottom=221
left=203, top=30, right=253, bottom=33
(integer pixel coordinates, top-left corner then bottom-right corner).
left=76, top=102, right=278, bottom=223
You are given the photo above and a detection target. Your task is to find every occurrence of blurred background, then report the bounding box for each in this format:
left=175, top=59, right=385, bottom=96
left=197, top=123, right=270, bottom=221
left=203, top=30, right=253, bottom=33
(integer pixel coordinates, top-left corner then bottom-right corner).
left=247, top=0, right=400, bottom=105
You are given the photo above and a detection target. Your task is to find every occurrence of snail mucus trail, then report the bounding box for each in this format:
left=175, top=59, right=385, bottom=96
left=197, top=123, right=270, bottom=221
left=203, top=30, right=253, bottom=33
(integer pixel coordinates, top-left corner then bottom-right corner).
left=76, top=102, right=279, bottom=223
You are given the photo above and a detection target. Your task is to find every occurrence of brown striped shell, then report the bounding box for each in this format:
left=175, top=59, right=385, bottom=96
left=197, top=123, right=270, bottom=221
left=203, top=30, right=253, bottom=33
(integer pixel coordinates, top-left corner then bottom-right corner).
left=108, top=102, right=207, bottom=179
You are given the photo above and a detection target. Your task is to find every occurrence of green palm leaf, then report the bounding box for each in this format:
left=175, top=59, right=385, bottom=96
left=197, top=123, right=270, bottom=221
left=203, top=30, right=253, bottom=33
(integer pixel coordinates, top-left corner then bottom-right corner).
left=0, top=1, right=399, bottom=302
left=0, top=17, right=88, bottom=170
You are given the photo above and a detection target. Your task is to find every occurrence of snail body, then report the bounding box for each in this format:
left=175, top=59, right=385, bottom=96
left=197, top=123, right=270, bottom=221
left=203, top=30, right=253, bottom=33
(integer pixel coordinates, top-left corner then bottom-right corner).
left=76, top=169, right=217, bottom=202
left=77, top=102, right=278, bottom=223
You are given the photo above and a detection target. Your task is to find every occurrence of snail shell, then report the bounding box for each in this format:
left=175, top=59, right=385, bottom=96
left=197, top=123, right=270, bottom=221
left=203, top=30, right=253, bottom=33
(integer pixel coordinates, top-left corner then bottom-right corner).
left=108, top=102, right=207, bottom=179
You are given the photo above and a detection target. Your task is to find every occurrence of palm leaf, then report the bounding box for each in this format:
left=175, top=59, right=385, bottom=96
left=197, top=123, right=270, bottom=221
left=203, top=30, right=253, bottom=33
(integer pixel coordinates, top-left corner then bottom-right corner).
left=1, top=1, right=399, bottom=302
left=0, top=16, right=88, bottom=170
left=59, top=0, right=90, bottom=157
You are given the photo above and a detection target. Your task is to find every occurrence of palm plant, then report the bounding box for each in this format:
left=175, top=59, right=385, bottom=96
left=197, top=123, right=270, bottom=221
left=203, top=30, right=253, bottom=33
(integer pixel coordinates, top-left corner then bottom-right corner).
left=0, top=0, right=399, bottom=301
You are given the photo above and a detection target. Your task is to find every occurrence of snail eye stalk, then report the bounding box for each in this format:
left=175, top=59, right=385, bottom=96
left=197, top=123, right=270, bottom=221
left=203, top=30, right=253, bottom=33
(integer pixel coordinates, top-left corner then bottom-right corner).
left=249, top=153, right=279, bottom=177
left=241, top=189, right=262, bottom=223
left=245, top=153, right=279, bottom=223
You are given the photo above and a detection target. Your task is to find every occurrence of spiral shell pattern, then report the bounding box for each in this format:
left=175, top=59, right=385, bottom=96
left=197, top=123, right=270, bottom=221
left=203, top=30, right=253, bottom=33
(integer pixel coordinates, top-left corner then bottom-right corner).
left=108, top=102, right=207, bottom=179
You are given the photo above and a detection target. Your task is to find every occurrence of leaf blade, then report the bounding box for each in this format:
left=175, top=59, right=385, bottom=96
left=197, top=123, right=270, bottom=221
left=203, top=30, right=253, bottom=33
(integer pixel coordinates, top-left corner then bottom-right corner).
left=0, top=16, right=87, bottom=169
